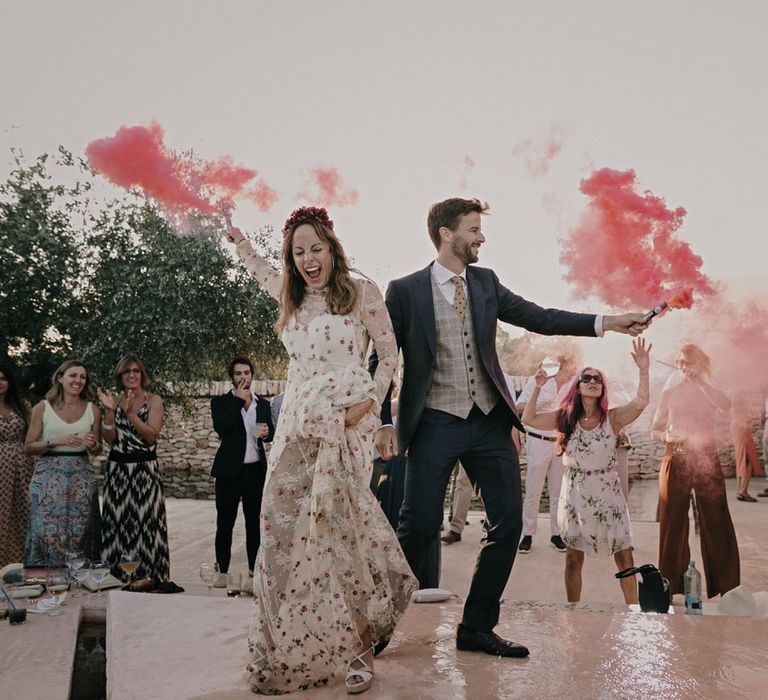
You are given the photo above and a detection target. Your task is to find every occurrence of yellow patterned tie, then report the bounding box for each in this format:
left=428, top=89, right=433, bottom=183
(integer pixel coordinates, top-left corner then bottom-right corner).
left=451, top=276, right=467, bottom=323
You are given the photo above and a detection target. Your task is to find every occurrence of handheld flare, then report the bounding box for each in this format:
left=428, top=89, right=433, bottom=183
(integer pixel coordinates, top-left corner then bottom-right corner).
left=640, top=288, right=694, bottom=325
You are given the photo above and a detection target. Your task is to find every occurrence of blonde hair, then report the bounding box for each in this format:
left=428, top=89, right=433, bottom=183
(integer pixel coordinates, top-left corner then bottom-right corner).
left=45, top=360, right=94, bottom=405
left=276, top=220, right=359, bottom=334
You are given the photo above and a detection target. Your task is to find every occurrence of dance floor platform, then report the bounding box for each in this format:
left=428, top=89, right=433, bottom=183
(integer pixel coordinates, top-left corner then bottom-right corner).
left=105, top=591, right=767, bottom=699
left=3, top=479, right=767, bottom=699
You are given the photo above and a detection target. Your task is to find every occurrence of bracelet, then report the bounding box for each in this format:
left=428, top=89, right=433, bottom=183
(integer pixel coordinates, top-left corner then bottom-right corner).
left=102, top=423, right=115, bottom=430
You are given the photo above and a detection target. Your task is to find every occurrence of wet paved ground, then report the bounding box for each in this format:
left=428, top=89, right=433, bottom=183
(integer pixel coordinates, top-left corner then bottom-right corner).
left=4, top=478, right=767, bottom=699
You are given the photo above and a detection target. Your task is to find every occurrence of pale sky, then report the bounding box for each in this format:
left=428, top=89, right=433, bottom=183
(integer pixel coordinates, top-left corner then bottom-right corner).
left=3, top=1, right=767, bottom=374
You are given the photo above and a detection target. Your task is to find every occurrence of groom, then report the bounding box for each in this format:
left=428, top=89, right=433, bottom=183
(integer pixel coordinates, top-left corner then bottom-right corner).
left=374, top=197, right=648, bottom=657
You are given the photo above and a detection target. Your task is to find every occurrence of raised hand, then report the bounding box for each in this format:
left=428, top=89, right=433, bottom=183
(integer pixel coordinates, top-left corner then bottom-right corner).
left=97, top=388, right=118, bottom=412
left=234, top=378, right=252, bottom=408
left=124, top=389, right=138, bottom=416
left=534, top=367, right=548, bottom=388
left=224, top=217, right=245, bottom=245
left=630, top=337, right=652, bottom=370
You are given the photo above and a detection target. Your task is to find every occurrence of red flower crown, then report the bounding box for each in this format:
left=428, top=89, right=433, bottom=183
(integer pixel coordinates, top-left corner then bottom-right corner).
left=282, top=206, right=334, bottom=235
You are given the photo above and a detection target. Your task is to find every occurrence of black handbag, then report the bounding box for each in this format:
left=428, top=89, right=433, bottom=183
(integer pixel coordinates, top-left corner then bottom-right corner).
left=616, top=564, right=671, bottom=613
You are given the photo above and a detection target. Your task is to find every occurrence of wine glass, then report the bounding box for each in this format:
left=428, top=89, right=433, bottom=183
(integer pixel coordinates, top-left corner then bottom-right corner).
left=74, top=558, right=91, bottom=596
left=90, top=560, right=110, bottom=597
left=65, top=551, right=86, bottom=597
left=119, top=552, right=140, bottom=588
left=199, top=563, right=219, bottom=596
left=46, top=571, right=70, bottom=616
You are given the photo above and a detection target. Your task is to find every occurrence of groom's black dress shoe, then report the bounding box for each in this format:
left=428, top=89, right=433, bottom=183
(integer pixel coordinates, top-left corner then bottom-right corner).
left=373, top=639, right=389, bottom=657
left=456, top=624, right=529, bottom=658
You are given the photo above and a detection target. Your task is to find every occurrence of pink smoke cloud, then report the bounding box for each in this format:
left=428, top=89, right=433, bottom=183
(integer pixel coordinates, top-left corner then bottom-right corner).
left=511, top=123, right=568, bottom=178
left=86, top=122, right=278, bottom=215
left=560, top=167, right=716, bottom=310
left=296, top=166, right=358, bottom=208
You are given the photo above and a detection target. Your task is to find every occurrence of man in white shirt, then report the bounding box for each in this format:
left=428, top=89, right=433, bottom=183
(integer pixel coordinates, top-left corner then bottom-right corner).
left=516, top=355, right=576, bottom=553
left=211, top=357, right=274, bottom=577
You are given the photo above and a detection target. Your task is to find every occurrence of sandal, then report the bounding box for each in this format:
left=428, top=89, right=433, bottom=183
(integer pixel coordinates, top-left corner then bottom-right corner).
left=737, top=493, right=758, bottom=502
left=345, top=646, right=374, bottom=695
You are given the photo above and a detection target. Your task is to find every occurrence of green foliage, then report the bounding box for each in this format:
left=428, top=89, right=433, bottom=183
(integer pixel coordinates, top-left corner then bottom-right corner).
left=0, top=149, right=90, bottom=370
left=1, top=150, right=287, bottom=402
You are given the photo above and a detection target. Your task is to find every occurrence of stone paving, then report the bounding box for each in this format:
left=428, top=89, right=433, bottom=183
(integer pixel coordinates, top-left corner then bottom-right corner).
left=3, top=477, right=768, bottom=699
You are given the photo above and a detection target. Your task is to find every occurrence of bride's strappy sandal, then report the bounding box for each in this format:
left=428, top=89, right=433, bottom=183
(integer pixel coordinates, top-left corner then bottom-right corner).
left=345, top=646, right=374, bottom=695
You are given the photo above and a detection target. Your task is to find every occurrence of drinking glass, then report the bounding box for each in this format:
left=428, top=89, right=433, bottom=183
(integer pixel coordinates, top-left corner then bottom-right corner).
left=119, top=552, right=140, bottom=588
left=66, top=551, right=86, bottom=597
left=46, top=571, right=70, bottom=616
left=90, top=560, right=110, bottom=597
left=74, top=558, right=92, bottom=596
left=199, top=563, right=219, bottom=596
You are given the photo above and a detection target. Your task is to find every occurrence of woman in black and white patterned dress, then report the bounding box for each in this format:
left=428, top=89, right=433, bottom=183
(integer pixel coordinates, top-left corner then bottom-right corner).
left=98, top=355, right=169, bottom=582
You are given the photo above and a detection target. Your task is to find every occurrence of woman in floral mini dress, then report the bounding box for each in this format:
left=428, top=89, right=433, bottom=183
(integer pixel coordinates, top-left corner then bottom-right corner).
left=226, top=207, right=417, bottom=696
left=522, top=338, right=651, bottom=605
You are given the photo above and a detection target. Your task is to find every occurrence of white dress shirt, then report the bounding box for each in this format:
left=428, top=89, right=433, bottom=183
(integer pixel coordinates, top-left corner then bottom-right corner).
left=235, top=391, right=261, bottom=463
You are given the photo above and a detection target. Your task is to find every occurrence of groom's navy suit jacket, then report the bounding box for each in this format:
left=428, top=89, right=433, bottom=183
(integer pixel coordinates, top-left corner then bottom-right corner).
left=378, top=263, right=598, bottom=453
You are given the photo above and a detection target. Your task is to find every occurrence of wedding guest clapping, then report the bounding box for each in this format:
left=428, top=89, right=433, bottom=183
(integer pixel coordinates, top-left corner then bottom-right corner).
left=98, top=355, right=169, bottom=582
left=24, top=360, right=102, bottom=564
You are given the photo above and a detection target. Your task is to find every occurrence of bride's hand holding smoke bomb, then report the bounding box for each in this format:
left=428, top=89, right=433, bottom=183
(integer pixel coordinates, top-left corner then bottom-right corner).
left=222, top=211, right=246, bottom=245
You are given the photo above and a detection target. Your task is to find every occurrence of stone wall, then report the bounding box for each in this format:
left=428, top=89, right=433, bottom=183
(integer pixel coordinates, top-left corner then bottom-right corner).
left=93, top=379, right=766, bottom=504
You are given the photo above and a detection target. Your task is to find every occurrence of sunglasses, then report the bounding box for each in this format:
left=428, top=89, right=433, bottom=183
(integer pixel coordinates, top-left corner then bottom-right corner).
left=579, top=374, right=603, bottom=385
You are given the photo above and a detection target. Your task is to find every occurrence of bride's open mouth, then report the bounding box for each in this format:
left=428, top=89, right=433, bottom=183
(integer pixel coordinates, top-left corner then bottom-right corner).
left=305, top=266, right=322, bottom=281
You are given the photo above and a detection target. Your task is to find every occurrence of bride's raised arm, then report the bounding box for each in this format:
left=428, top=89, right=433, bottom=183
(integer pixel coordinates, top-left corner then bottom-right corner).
left=226, top=223, right=283, bottom=301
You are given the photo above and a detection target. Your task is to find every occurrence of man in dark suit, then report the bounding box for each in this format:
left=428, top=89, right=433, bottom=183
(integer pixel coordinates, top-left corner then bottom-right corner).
left=211, top=356, right=275, bottom=576
left=374, top=198, right=648, bottom=657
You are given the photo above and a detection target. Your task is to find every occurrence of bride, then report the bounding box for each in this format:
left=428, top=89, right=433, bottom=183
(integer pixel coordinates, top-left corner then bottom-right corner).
left=226, top=206, right=417, bottom=695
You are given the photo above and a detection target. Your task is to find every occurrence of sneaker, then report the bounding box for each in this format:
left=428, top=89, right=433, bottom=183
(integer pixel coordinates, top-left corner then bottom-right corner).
left=213, top=572, right=228, bottom=588
left=550, top=535, right=567, bottom=552
left=518, top=536, right=533, bottom=553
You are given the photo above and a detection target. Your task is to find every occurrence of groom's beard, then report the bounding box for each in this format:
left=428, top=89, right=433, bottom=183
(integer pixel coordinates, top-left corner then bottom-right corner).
left=452, top=237, right=478, bottom=265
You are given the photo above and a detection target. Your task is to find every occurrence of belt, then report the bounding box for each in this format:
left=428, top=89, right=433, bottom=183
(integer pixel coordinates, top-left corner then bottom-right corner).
left=109, top=450, right=157, bottom=464
left=527, top=431, right=557, bottom=443
left=567, top=467, right=611, bottom=476
left=44, top=450, right=88, bottom=458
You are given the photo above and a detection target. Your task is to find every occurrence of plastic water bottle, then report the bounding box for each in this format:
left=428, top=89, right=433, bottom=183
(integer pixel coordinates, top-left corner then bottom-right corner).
left=683, top=560, right=702, bottom=614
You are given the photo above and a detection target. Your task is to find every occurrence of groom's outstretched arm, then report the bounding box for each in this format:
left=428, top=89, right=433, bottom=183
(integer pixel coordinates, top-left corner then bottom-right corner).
left=494, top=271, right=597, bottom=336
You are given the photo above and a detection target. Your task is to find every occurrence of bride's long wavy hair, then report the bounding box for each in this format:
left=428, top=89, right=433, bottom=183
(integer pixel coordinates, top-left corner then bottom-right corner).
left=555, top=367, right=609, bottom=455
left=275, top=219, right=359, bottom=334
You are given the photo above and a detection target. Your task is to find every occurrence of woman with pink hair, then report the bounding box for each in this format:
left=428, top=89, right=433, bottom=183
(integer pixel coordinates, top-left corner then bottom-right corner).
left=522, top=339, right=651, bottom=604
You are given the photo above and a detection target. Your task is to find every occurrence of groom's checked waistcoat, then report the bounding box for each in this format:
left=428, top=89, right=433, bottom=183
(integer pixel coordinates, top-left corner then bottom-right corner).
left=424, top=275, right=498, bottom=418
